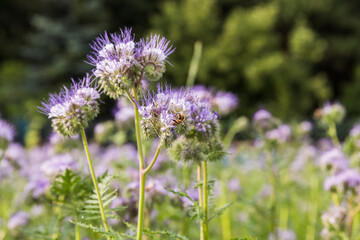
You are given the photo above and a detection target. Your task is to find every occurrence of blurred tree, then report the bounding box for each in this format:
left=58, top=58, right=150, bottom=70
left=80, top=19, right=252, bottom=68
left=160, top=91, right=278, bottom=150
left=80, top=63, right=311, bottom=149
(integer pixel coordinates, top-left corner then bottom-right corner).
left=150, top=0, right=360, bottom=119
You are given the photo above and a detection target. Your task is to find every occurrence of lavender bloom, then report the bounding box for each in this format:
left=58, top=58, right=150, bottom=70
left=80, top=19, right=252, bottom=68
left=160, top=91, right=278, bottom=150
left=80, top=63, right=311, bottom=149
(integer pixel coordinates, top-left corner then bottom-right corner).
left=318, top=148, right=348, bottom=172
left=38, top=75, right=101, bottom=137
left=0, top=118, right=15, bottom=143
left=7, top=211, right=29, bottom=230
left=265, top=124, right=292, bottom=143
left=324, top=169, right=360, bottom=194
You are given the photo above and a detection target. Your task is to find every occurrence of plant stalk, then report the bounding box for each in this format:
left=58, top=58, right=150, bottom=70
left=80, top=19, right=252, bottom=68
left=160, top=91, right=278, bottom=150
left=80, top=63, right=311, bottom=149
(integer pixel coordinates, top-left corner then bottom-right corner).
left=197, top=163, right=205, bottom=240
left=133, top=89, right=146, bottom=240
left=202, top=161, right=209, bottom=240
left=80, top=128, right=110, bottom=239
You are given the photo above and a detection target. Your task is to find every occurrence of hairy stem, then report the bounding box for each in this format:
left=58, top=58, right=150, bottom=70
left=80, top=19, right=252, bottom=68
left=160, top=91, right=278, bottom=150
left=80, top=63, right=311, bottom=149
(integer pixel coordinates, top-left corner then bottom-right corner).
left=133, top=89, right=146, bottom=240
left=202, top=161, right=209, bottom=240
left=197, top=163, right=205, bottom=240
left=80, top=129, right=110, bottom=239
left=328, top=122, right=340, bottom=146
left=143, top=143, right=161, bottom=176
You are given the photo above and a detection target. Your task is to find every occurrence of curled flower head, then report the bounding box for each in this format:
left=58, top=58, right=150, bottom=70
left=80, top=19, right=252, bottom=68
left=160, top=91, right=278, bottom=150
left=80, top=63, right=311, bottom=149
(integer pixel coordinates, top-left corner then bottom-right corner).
left=38, top=75, right=101, bottom=137
left=88, top=28, right=174, bottom=99
left=88, top=28, right=136, bottom=98
left=138, top=34, right=175, bottom=82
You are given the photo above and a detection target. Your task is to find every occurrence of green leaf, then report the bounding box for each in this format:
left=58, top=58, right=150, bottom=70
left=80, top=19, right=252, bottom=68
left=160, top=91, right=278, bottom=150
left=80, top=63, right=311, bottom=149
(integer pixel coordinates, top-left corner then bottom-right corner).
left=209, top=202, right=233, bottom=222
left=80, top=174, right=121, bottom=221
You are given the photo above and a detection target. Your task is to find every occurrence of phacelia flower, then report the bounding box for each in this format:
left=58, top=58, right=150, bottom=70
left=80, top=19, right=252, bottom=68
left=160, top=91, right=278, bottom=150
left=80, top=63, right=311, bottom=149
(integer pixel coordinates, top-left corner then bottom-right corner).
left=252, top=109, right=276, bottom=131
left=38, top=75, right=101, bottom=137
left=192, top=86, right=239, bottom=115
left=7, top=211, right=29, bottom=231
left=88, top=28, right=174, bottom=99
left=265, top=124, right=292, bottom=144
left=318, top=148, right=348, bottom=173
left=88, top=29, right=136, bottom=99
left=138, top=34, right=175, bottom=82
left=349, top=124, right=360, bottom=137
left=40, top=153, right=79, bottom=177
left=324, top=169, right=360, bottom=194
left=0, top=118, right=15, bottom=149
left=316, top=102, right=346, bottom=125
left=139, top=84, right=194, bottom=147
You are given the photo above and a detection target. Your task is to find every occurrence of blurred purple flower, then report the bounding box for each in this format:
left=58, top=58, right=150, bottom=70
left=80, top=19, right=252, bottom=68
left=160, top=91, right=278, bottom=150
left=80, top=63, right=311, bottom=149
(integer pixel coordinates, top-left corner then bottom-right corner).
left=7, top=211, right=29, bottom=230
left=0, top=118, right=15, bottom=143
left=265, top=124, right=291, bottom=143
left=318, top=148, right=348, bottom=172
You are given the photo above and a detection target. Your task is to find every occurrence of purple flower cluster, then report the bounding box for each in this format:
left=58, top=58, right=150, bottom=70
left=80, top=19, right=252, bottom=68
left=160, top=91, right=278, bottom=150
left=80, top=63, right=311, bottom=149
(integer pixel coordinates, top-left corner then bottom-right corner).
left=7, top=211, right=29, bottom=231
left=88, top=28, right=174, bottom=99
left=252, top=109, right=276, bottom=131
left=0, top=118, right=15, bottom=142
left=192, top=85, right=239, bottom=115
left=139, top=84, right=220, bottom=147
left=265, top=124, right=292, bottom=143
left=317, top=102, right=346, bottom=125
left=38, top=75, right=101, bottom=137
left=321, top=205, right=346, bottom=238
left=324, top=169, right=360, bottom=194
left=139, top=85, right=194, bottom=143
left=318, top=148, right=348, bottom=172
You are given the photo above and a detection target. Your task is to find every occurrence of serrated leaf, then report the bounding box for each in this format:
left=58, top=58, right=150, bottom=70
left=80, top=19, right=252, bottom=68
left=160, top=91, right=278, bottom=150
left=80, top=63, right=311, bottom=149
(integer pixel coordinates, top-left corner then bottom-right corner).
left=208, top=202, right=233, bottom=222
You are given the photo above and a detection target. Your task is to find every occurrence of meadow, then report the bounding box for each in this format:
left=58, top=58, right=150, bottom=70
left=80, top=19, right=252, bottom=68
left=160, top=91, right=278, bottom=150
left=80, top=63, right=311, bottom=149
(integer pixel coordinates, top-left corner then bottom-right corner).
left=0, top=28, right=359, bottom=240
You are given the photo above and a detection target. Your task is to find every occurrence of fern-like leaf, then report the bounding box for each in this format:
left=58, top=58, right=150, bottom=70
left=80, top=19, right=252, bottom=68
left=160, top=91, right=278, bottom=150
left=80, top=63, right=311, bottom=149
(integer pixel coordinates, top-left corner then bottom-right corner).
left=208, top=201, right=233, bottom=222
left=80, top=174, right=124, bottom=221
left=71, top=221, right=135, bottom=240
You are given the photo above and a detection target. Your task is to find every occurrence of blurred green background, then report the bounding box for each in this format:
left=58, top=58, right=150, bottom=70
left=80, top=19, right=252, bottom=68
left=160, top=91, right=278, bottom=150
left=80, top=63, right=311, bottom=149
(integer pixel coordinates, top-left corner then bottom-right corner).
left=1, top=0, right=360, bottom=142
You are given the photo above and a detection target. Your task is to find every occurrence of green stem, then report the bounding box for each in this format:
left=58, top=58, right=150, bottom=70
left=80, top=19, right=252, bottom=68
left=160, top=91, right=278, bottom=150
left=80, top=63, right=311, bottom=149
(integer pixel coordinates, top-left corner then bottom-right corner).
left=328, top=122, right=340, bottom=146
left=75, top=217, right=81, bottom=240
left=197, top=163, right=205, bottom=240
left=219, top=173, right=231, bottom=240
left=265, top=149, right=277, bottom=235
left=133, top=89, right=146, bottom=240
left=143, top=143, right=161, bottom=176
left=80, top=129, right=110, bottom=239
left=202, top=161, right=209, bottom=240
